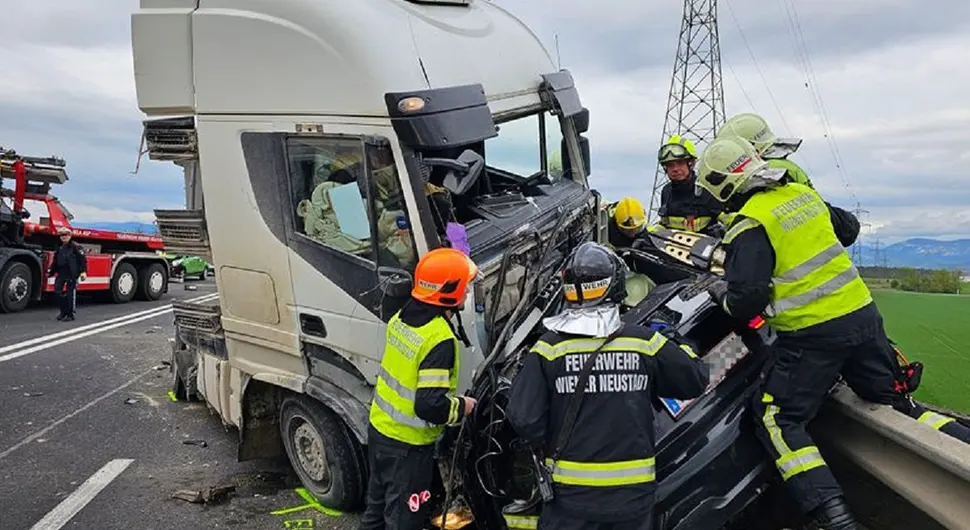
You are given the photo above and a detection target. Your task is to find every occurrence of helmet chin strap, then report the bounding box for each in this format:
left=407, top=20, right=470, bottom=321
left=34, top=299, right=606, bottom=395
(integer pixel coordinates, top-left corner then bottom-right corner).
left=450, top=310, right=472, bottom=347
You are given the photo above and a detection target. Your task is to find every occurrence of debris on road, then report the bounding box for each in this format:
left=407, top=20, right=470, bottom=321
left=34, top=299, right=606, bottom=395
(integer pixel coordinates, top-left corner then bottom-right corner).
left=171, top=484, right=235, bottom=505
left=182, top=439, right=208, bottom=448
left=23, top=392, right=44, bottom=397
left=124, top=398, right=139, bottom=405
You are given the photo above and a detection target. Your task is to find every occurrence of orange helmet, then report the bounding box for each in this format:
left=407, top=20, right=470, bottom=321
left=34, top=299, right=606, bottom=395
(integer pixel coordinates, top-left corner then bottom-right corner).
left=411, top=247, right=480, bottom=308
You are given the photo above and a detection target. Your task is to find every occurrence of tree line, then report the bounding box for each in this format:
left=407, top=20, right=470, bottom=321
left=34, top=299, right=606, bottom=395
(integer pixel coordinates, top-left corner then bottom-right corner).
left=860, top=266, right=965, bottom=294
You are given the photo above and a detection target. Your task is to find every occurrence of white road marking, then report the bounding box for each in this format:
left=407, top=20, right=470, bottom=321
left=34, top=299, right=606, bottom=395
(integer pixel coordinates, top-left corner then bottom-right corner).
left=0, top=369, right=153, bottom=460
left=0, top=292, right=218, bottom=355
left=28, top=459, right=135, bottom=530
left=0, top=293, right=219, bottom=363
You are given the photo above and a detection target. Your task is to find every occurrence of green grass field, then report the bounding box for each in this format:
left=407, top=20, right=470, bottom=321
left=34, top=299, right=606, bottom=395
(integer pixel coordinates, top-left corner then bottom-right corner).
left=871, top=290, right=970, bottom=413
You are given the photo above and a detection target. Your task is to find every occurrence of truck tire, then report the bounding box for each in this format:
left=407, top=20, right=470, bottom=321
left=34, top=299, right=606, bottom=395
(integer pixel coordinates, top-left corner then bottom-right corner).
left=137, top=263, right=167, bottom=301
left=0, top=261, right=32, bottom=313
left=110, top=262, right=138, bottom=304
left=280, top=395, right=366, bottom=512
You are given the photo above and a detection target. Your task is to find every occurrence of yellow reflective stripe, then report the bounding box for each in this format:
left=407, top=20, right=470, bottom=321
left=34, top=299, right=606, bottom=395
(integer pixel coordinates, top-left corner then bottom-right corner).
left=503, top=514, right=538, bottom=529
left=774, top=242, right=845, bottom=284
left=661, top=215, right=713, bottom=231
left=718, top=211, right=737, bottom=226
left=762, top=393, right=827, bottom=481
left=373, top=393, right=430, bottom=429
left=417, top=369, right=451, bottom=389
left=447, top=396, right=460, bottom=425
left=544, top=457, right=656, bottom=487
left=772, top=266, right=862, bottom=313
left=723, top=217, right=760, bottom=245
left=531, top=335, right=667, bottom=361
left=679, top=343, right=698, bottom=359
left=918, top=411, right=955, bottom=430
left=775, top=446, right=826, bottom=481
left=378, top=367, right=416, bottom=401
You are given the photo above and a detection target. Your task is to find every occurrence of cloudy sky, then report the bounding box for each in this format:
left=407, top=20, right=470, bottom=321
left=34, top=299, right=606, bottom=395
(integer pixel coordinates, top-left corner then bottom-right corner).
left=2, top=0, right=968, bottom=245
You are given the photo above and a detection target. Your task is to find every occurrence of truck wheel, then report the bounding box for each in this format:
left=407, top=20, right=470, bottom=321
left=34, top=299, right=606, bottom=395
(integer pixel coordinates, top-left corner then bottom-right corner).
left=111, top=262, right=138, bottom=304
left=280, top=396, right=365, bottom=512
left=0, top=262, right=32, bottom=313
left=138, top=263, right=167, bottom=301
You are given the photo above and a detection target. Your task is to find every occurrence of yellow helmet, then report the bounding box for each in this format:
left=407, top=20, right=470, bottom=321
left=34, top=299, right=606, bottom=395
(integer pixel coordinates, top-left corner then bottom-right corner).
left=695, top=136, right=768, bottom=203
left=613, top=197, right=647, bottom=230
left=718, top=113, right=776, bottom=155
left=658, top=135, right=698, bottom=164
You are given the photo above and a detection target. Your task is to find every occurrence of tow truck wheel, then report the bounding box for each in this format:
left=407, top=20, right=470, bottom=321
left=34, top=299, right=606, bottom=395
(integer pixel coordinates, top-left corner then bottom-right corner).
left=137, top=263, right=167, bottom=301
left=280, top=395, right=365, bottom=512
left=110, top=262, right=138, bottom=304
left=0, top=262, right=32, bottom=313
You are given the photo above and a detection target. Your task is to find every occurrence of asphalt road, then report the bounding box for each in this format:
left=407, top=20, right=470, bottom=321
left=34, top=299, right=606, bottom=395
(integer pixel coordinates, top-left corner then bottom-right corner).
left=0, top=279, right=360, bottom=530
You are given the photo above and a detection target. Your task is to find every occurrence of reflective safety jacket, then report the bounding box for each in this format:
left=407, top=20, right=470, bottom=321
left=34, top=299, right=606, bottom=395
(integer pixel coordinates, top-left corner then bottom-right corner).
left=368, top=301, right=467, bottom=447
left=506, top=323, right=710, bottom=522
left=658, top=174, right=724, bottom=234
left=767, top=158, right=814, bottom=189
left=722, top=183, right=872, bottom=332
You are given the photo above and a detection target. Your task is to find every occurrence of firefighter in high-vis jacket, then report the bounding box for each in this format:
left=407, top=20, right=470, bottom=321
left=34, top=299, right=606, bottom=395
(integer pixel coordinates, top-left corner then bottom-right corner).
left=717, top=112, right=814, bottom=189
left=506, top=241, right=710, bottom=530
left=657, top=135, right=725, bottom=235
left=359, top=247, right=480, bottom=530
left=695, top=136, right=904, bottom=530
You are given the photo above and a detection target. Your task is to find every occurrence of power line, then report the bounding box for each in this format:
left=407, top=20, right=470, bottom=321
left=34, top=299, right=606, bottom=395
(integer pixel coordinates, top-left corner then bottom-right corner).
left=851, top=202, right=870, bottom=266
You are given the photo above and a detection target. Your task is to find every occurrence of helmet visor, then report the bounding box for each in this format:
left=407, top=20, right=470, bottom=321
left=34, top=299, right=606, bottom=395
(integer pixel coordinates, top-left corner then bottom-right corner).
left=659, top=143, right=694, bottom=163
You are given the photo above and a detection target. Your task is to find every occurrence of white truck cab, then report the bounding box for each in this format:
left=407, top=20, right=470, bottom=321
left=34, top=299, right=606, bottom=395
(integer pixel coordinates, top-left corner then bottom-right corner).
left=132, top=0, right=598, bottom=510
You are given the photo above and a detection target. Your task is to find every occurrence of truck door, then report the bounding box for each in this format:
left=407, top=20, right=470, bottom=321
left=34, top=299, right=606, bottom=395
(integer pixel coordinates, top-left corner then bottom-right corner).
left=280, top=130, right=422, bottom=384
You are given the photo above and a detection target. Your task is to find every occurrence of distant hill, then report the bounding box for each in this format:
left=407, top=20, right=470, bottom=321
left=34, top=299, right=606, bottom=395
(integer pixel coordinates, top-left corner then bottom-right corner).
left=850, top=238, right=970, bottom=270
left=78, top=221, right=159, bottom=235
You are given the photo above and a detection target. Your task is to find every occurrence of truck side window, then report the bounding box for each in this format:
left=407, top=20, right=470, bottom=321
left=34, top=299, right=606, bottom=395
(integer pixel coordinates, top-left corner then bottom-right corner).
left=365, top=142, right=418, bottom=272
left=286, top=137, right=376, bottom=262
left=485, top=110, right=565, bottom=182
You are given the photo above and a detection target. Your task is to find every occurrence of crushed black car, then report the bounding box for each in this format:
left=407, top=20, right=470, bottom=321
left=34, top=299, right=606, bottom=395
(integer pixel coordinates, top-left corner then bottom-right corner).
left=431, top=228, right=793, bottom=530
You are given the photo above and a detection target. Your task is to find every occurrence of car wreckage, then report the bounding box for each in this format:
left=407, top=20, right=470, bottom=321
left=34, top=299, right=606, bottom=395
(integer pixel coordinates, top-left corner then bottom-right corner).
left=430, top=226, right=787, bottom=530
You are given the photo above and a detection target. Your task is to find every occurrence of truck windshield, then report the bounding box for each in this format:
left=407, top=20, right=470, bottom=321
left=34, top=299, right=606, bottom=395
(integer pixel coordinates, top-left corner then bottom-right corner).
left=485, top=110, right=564, bottom=183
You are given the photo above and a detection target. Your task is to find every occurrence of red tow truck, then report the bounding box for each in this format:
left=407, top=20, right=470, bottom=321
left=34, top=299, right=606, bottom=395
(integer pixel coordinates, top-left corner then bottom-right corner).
left=0, top=147, right=171, bottom=313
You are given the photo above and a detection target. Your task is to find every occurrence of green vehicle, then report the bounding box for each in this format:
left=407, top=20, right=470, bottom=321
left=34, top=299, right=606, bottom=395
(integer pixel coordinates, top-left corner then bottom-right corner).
left=168, top=255, right=212, bottom=281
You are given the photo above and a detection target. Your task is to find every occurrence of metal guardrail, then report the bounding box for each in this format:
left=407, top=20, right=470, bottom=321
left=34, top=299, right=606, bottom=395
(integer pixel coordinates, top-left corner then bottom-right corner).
left=815, top=385, right=970, bottom=530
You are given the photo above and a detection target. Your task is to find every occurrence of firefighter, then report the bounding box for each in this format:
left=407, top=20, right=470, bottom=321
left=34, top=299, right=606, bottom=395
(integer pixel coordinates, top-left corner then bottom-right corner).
left=717, top=112, right=814, bottom=188
left=50, top=227, right=87, bottom=322
left=506, top=241, right=710, bottom=530
left=605, top=196, right=649, bottom=249
left=696, top=136, right=901, bottom=530
left=359, top=247, right=480, bottom=530
left=657, top=135, right=725, bottom=235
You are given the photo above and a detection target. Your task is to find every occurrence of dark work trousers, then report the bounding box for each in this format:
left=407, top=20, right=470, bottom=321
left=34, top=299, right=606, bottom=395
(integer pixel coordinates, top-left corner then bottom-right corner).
left=539, top=502, right=654, bottom=530
left=893, top=395, right=970, bottom=444
left=358, top=438, right=436, bottom=530
left=53, top=275, right=78, bottom=318
left=750, top=331, right=898, bottom=515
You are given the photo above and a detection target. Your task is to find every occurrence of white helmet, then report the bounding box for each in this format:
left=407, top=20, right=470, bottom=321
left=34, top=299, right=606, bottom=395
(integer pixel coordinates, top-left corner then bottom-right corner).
left=695, top=136, right=768, bottom=202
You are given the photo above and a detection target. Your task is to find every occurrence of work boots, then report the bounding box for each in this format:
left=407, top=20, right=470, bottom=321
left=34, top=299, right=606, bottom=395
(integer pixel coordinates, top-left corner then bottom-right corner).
left=810, top=496, right=858, bottom=530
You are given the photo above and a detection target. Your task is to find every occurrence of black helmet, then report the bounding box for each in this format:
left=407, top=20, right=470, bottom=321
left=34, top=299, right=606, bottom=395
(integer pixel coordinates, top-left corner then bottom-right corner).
left=562, top=242, right=627, bottom=308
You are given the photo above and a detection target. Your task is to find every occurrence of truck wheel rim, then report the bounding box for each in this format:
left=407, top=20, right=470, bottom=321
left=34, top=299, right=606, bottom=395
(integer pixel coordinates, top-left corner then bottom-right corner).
left=7, top=276, right=28, bottom=303
left=293, top=420, right=331, bottom=486
left=119, top=272, right=135, bottom=294
left=149, top=271, right=164, bottom=293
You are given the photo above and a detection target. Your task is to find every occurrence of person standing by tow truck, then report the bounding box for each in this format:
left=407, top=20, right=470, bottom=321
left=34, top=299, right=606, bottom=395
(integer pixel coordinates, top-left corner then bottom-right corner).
left=696, top=136, right=904, bottom=530
left=656, top=135, right=726, bottom=235
left=505, top=241, right=710, bottom=530
left=359, top=247, right=480, bottom=530
left=50, top=226, right=87, bottom=322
